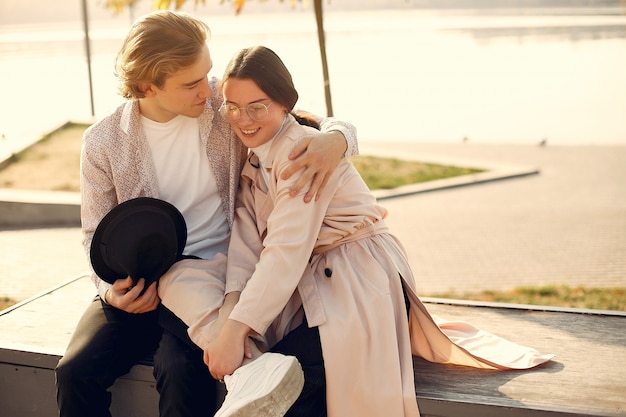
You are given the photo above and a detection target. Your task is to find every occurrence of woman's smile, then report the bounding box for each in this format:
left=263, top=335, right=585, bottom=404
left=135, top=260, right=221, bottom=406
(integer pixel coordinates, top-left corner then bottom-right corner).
left=240, top=127, right=260, bottom=136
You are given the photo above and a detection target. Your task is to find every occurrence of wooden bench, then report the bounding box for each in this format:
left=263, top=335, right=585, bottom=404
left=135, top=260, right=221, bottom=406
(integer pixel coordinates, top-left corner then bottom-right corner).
left=1, top=275, right=625, bottom=417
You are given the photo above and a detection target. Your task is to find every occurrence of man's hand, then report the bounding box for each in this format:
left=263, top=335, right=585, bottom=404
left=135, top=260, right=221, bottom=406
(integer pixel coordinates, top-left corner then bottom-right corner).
left=104, top=276, right=159, bottom=314
left=281, top=130, right=347, bottom=203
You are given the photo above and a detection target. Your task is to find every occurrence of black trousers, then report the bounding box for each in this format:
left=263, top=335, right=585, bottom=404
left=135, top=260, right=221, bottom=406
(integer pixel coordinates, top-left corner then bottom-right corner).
left=159, top=305, right=328, bottom=417
left=55, top=297, right=215, bottom=417
left=270, top=319, right=327, bottom=417
left=56, top=297, right=325, bottom=417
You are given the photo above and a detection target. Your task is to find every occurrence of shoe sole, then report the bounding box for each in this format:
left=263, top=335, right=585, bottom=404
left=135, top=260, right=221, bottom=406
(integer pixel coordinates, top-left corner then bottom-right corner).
left=224, top=357, right=305, bottom=417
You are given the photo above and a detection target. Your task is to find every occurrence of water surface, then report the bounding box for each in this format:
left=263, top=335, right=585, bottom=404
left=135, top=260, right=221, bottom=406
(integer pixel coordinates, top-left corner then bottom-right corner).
left=1, top=7, right=625, bottom=150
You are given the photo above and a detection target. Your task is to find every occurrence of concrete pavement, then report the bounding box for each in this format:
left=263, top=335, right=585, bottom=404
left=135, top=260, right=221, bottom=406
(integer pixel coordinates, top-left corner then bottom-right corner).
left=363, top=143, right=626, bottom=295
left=1, top=142, right=625, bottom=303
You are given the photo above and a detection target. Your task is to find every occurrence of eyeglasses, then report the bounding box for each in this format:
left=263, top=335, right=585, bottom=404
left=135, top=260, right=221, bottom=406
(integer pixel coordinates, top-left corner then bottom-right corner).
left=219, top=102, right=273, bottom=122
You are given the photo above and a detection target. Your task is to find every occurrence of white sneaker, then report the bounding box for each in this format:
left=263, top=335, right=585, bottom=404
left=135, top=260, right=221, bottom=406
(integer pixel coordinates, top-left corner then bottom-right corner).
left=214, top=352, right=305, bottom=417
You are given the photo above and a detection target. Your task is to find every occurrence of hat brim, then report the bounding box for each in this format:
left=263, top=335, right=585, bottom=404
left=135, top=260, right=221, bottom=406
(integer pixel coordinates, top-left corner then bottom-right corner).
left=90, top=197, right=187, bottom=285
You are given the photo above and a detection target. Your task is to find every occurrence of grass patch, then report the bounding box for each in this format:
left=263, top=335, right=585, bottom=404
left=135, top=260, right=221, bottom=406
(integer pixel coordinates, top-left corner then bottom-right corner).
left=428, top=285, right=626, bottom=311
left=0, top=122, right=87, bottom=191
left=0, top=296, right=16, bottom=311
left=8, top=122, right=87, bottom=162
left=351, top=155, right=482, bottom=190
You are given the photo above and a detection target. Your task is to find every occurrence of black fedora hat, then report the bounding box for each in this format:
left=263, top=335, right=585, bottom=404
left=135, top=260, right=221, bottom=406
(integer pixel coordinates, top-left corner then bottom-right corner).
left=90, top=197, right=187, bottom=286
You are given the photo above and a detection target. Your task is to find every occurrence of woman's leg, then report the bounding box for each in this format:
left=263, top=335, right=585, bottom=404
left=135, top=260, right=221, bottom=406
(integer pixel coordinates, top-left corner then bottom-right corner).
left=55, top=296, right=162, bottom=417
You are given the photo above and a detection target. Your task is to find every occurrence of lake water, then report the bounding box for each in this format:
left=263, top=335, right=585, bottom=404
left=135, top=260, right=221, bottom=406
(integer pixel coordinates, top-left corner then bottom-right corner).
left=1, top=6, right=625, bottom=151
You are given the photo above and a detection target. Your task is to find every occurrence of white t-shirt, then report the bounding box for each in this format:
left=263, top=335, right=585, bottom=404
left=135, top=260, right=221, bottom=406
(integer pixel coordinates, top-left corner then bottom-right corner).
left=142, top=115, right=229, bottom=259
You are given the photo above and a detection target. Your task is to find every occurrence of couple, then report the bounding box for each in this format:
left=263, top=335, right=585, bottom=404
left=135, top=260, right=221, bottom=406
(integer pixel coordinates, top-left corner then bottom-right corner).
left=55, top=10, right=553, bottom=417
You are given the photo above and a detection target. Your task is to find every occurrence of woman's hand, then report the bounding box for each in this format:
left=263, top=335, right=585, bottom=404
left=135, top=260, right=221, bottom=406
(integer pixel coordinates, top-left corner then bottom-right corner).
left=204, top=319, right=252, bottom=381
left=281, top=130, right=347, bottom=203
left=104, top=276, right=159, bottom=314
left=201, top=292, right=249, bottom=370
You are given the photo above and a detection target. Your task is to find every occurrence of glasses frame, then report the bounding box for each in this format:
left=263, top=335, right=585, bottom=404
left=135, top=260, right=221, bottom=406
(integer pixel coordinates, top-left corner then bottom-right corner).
left=219, top=101, right=273, bottom=123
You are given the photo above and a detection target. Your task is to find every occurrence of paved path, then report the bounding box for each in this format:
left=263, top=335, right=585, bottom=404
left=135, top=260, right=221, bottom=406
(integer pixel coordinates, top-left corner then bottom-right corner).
left=1, top=142, right=624, bottom=302
left=364, top=143, right=626, bottom=295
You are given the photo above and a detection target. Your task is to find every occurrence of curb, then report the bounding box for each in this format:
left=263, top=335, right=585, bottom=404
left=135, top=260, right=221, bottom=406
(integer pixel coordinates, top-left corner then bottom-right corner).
left=0, top=159, right=538, bottom=228
left=0, top=189, right=81, bottom=227
left=371, top=165, right=538, bottom=201
left=363, top=143, right=539, bottom=200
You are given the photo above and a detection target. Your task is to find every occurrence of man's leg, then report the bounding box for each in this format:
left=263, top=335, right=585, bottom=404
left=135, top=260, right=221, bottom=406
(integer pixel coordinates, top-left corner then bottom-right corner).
left=56, top=297, right=162, bottom=417
left=153, top=329, right=218, bottom=417
left=155, top=252, right=229, bottom=417
left=270, top=322, right=327, bottom=417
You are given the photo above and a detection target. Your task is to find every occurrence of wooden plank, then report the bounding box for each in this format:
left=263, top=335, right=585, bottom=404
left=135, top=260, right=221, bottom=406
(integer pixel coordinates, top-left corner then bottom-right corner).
left=0, top=276, right=159, bottom=417
left=0, top=360, right=159, bottom=417
left=108, top=365, right=159, bottom=417
left=417, top=398, right=594, bottom=417
left=0, top=275, right=94, bottom=359
left=1, top=275, right=625, bottom=417
left=0, top=362, right=58, bottom=417
left=415, top=301, right=626, bottom=417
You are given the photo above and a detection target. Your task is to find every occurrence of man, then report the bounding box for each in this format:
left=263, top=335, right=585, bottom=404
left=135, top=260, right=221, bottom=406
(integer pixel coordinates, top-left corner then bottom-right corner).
left=55, top=10, right=357, bottom=417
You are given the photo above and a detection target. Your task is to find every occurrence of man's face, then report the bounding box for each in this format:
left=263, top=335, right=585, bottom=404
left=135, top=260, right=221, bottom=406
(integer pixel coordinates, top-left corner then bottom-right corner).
left=141, top=44, right=213, bottom=123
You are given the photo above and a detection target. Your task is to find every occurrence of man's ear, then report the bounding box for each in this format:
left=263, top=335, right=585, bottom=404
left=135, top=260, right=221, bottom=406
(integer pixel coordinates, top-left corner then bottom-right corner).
left=139, top=82, right=156, bottom=97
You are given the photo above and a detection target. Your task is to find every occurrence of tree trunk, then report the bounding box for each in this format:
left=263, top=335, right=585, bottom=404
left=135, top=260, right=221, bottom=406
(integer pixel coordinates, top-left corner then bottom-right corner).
left=81, top=0, right=95, bottom=117
left=313, top=0, right=333, bottom=117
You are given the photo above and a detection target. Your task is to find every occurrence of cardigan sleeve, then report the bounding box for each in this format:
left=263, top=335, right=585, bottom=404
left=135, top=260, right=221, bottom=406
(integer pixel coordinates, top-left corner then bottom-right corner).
left=297, top=110, right=359, bottom=157
left=80, top=101, right=161, bottom=302
left=80, top=125, right=117, bottom=301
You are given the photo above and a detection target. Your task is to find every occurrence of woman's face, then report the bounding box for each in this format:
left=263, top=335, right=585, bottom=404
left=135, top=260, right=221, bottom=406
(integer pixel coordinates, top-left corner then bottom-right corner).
left=221, top=77, right=287, bottom=149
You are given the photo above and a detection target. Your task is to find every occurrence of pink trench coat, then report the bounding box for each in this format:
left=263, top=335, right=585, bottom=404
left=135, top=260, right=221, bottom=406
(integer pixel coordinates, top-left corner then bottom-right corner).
left=212, top=116, right=553, bottom=417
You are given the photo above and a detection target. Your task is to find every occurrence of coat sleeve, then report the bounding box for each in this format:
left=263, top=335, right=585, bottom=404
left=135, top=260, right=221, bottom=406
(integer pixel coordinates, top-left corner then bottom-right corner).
left=227, top=145, right=336, bottom=336
left=224, top=178, right=265, bottom=295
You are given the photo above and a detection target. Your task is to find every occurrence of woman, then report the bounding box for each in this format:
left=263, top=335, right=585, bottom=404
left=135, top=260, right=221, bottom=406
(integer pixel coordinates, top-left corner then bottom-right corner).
left=206, top=45, right=553, bottom=417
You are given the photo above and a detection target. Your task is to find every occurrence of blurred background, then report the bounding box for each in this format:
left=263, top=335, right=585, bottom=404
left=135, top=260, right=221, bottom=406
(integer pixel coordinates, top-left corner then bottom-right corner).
left=1, top=1, right=625, bottom=311
left=1, top=0, right=625, bottom=154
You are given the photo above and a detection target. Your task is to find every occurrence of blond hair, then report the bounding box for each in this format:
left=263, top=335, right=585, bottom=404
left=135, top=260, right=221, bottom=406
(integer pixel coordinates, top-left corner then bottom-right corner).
left=114, top=10, right=211, bottom=99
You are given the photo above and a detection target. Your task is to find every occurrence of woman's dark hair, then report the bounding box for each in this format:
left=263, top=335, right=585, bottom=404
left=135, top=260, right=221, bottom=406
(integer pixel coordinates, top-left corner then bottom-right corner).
left=222, top=45, right=319, bottom=129
left=292, top=111, right=320, bottom=130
